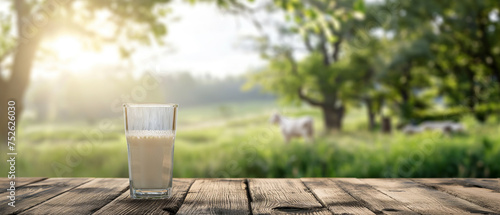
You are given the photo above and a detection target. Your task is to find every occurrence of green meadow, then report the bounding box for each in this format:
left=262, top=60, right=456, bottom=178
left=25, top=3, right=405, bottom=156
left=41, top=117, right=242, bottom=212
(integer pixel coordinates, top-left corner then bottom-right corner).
left=6, top=101, right=500, bottom=178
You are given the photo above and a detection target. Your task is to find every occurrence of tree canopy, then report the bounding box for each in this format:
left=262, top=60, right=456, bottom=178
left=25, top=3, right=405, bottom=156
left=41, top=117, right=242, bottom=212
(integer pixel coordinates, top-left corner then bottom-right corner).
left=246, top=0, right=500, bottom=131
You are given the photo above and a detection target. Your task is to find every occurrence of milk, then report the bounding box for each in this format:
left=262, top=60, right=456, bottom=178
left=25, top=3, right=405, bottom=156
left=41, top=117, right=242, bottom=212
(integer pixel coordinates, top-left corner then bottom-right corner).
left=126, top=130, right=175, bottom=189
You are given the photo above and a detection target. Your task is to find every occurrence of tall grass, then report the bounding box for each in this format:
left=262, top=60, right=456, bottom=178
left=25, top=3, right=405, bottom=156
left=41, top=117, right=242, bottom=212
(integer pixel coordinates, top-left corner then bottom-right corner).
left=4, top=103, right=500, bottom=178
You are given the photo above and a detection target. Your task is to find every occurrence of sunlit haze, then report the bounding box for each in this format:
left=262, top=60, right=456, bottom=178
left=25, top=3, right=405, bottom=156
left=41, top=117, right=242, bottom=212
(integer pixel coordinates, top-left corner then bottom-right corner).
left=46, top=36, right=82, bottom=60
left=35, top=0, right=265, bottom=79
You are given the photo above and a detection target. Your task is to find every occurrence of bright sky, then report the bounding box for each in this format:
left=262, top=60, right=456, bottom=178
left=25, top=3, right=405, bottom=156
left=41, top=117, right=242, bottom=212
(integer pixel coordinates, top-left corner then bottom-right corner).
left=148, top=1, right=265, bottom=78
left=31, top=0, right=385, bottom=79
left=33, top=0, right=265, bottom=79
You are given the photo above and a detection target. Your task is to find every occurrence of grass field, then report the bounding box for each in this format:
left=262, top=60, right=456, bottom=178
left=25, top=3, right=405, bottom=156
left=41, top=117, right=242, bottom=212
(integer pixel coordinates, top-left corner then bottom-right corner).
left=4, top=100, right=500, bottom=178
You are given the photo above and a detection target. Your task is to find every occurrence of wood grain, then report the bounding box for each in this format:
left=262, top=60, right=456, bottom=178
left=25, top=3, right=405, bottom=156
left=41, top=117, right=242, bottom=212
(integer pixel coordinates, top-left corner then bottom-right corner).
left=249, top=178, right=330, bottom=215
left=21, top=178, right=128, bottom=215
left=94, top=178, right=194, bottom=215
left=456, top=178, right=500, bottom=192
left=0, top=178, right=90, bottom=214
left=413, top=178, right=500, bottom=213
left=302, top=178, right=374, bottom=214
left=333, top=178, right=418, bottom=214
left=0, top=177, right=47, bottom=192
left=363, top=178, right=494, bottom=214
left=177, top=179, right=249, bottom=215
left=2, top=178, right=499, bottom=214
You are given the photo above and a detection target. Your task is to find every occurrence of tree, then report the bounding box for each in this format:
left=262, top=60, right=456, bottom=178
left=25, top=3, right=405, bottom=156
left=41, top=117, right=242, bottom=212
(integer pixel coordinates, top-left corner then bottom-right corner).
left=339, top=2, right=401, bottom=130
left=343, top=39, right=385, bottom=130
left=390, top=0, right=500, bottom=121
left=245, top=0, right=365, bottom=131
left=383, top=38, right=434, bottom=122
left=0, top=0, right=175, bottom=140
left=430, top=1, right=500, bottom=121
left=368, top=0, right=438, bottom=123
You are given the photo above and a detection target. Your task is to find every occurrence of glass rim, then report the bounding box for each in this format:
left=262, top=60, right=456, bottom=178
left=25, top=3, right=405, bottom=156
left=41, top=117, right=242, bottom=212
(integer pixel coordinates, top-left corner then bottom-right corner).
left=123, top=103, right=178, bottom=108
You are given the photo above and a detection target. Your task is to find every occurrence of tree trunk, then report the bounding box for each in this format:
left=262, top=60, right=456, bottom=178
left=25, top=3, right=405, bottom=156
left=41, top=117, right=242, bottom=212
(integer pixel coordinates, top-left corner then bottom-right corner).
left=0, top=41, right=39, bottom=144
left=365, top=98, right=376, bottom=131
left=382, top=117, right=392, bottom=134
left=321, top=105, right=345, bottom=131
left=465, top=68, right=476, bottom=110
left=463, top=67, right=486, bottom=121
left=0, top=0, right=41, bottom=145
left=399, top=63, right=413, bottom=121
left=398, top=85, right=412, bottom=122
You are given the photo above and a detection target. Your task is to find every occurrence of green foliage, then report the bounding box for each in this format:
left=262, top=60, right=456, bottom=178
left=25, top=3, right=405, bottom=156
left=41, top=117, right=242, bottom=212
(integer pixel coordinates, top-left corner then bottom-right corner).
left=245, top=0, right=367, bottom=106
left=248, top=0, right=500, bottom=128
left=246, top=53, right=331, bottom=105
left=177, top=113, right=500, bottom=178
left=392, top=0, right=500, bottom=120
left=414, top=104, right=500, bottom=123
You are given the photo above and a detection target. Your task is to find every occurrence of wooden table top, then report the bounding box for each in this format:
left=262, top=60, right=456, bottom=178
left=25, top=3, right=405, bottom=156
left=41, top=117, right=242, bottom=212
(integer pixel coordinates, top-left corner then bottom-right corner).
left=1, top=178, right=499, bottom=214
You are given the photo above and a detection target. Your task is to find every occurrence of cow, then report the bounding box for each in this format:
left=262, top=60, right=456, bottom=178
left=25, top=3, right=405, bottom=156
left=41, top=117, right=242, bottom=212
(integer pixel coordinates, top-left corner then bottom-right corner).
left=270, top=113, right=314, bottom=144
left=402, top=121, right=465, bottom=135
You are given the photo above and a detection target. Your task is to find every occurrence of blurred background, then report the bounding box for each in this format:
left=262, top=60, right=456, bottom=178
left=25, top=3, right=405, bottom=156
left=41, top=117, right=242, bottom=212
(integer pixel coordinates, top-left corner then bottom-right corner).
left=1, top=0, right=499, bottom=178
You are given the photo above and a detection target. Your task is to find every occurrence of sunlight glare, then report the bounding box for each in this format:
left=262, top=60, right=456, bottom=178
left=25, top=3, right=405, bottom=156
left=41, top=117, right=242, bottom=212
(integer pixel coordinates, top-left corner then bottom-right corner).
left=50, top=36, right=82, bottom=60
left=40, top=35, right=121, bottom=75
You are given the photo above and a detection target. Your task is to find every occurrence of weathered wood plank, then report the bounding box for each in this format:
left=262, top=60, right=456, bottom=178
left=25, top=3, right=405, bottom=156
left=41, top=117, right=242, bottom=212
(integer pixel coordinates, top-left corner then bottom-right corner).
left=21, top=178, right=128, bottom=215
left=0, top=178, right=90, bottom=214
left=302, top=178, right=374, bottom=215
left=94, top=178, right=194, bottom=215
left=177, top=179, right=249, bottom=215
left=249, top=179, right=330, bottom=215
left=2, top=177, right=499, bottom=215
left=363, top=179, right=494, bottom=214
left=457, top=178, right=500, bottom=192
left=0, top=177, right=47, bottom=192
left=413, top=178, right=500, bottom=213
left=332, top=178, right=418, bottom=214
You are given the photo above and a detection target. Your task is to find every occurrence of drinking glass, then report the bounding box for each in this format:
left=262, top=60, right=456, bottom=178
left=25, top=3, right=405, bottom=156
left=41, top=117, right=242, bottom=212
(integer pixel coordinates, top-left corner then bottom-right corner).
left=123, top=103, right=178, bottom=199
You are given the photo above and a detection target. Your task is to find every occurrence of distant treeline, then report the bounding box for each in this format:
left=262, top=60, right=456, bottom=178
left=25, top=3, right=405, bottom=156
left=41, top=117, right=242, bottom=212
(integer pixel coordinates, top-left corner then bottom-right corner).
left=160, top=73, right=273, bottom=106
left=24, top=72, right=273, bottom=122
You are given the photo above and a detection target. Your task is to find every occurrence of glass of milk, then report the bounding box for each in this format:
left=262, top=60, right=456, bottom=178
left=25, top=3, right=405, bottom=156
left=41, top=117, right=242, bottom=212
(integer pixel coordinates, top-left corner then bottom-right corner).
left=123, top=103, right=178, bottom=199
